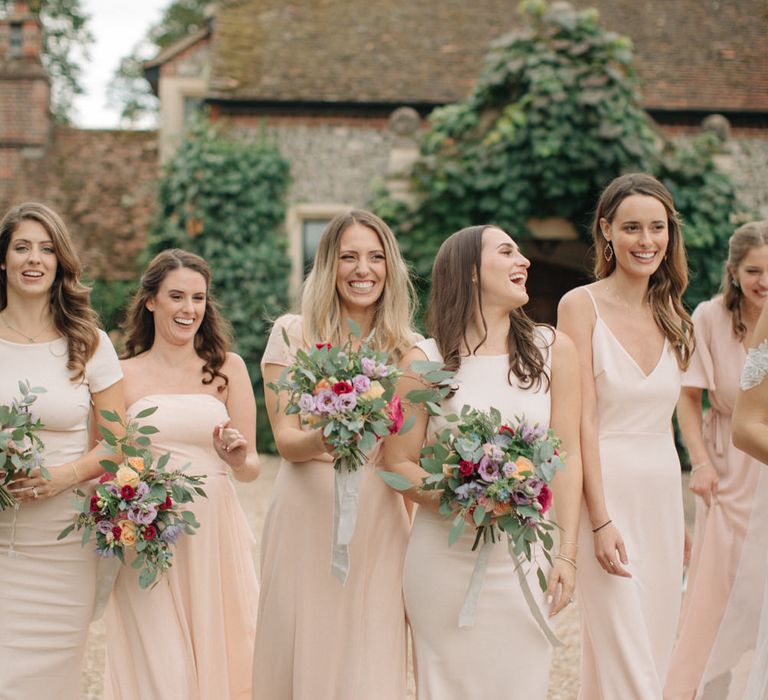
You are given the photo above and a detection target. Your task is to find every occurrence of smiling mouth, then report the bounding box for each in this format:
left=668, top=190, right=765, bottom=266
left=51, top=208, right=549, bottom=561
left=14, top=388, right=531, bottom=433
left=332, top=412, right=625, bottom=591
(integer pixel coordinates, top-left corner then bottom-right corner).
left=349, top=281, right=375, bottom=290
left=174, top=317, right=194, bottom=326
left=631, top=251, right=657, bottom=261
left=21, top=270, right=43, bottom=278
left=510, top=273, right=527, bottom=286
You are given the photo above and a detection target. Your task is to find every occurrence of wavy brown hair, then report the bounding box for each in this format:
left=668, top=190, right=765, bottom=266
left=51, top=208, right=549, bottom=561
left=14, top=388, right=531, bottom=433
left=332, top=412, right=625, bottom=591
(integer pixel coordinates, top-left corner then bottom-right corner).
left=300, top=210, right=418, bottom=361
left=592, top=173, right=694, bottom=369
left=122, top=249, right=232, bottom=390
left=426, top=225, right=550, bottom=391
left=721, top=220, right=768, bottom=340
left=0, top=202, right=100, bottom=382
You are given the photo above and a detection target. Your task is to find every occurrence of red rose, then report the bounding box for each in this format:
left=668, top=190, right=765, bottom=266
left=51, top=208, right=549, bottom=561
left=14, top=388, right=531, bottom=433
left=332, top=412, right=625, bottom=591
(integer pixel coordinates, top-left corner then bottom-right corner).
left=112, top=526, right=122, bottom=540
left=98, top=472, right=115, bottom=484
left=537, top=484, right=553, bottom=513
left=89, top=495, right=100, bottom=513
left=332, top=381, right=353, bottom=395
left=144, top=524, right=157, bottom=541
left=315, top=342, right=332, bottom=350
left=159, top=495, right=172, bottom=511
left=120, top=484, right=136, bottom=500
left=499, top=425, right=515, bottom=437
left=386, top=395, right=404, bottom=434
left=459, top=460, right=476, bottom=477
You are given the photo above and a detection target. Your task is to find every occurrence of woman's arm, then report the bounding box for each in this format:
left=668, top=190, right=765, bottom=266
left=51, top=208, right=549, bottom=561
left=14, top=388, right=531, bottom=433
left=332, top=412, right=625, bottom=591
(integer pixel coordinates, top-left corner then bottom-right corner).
left=677, top=387, right=718, bottom=505
left=546, top=329, right=584, bottom=615
left=381, top=347, right=440, bottom=509
left=262, top=362, right=329, bottom=464
left=557, top=288, right=631, bottom=578
left=733, top=305, right=768, bottom=462
left=10, top=380, right=126, bottom=502
left=214, top=353, right=260, bottom=482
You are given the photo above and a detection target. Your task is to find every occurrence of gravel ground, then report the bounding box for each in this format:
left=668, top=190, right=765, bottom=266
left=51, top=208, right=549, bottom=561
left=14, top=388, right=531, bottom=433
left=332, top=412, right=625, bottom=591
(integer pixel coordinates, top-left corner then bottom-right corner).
left=82, top=459, right=693, bottom=699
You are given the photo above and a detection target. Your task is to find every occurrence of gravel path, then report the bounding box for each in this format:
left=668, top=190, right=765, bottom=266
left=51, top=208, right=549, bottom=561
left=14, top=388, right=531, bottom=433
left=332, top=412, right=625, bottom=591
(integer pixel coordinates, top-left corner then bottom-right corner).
left=82, top=459, right=693, bottom=699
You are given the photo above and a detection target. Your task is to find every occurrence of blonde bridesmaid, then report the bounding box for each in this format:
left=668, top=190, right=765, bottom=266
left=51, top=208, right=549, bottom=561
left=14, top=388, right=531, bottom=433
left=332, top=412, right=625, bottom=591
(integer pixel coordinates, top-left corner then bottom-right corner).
left=558, top=173, right=694, bottom=699
left=0, top=202, right=124, bottom=699
left=665, top=221, right=768, bottom=699
left=384, top=225, right=583, bottom=698
left=252, top=210, right=419, bottom=699
left=104, top=249, right=260, bottom=699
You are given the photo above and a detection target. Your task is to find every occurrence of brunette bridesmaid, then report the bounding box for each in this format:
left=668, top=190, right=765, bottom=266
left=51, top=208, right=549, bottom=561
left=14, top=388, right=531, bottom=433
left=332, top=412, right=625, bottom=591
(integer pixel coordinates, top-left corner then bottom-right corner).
left=558, top=173, right=694, bottom=699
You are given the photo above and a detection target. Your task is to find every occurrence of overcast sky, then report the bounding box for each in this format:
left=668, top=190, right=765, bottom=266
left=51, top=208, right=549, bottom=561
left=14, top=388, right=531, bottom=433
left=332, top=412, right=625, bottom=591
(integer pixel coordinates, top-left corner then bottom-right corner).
left=71, top=1, right=164, bottom=129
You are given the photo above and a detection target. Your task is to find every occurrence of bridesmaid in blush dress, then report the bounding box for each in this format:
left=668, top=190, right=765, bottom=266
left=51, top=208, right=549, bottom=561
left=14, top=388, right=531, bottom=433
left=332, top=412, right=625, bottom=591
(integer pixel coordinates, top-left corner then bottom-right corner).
left=558, top=173, right=695, bottom=699
left=0, top=203, right=124, bottom=700
left=665, top=221, right=768, bottom=699
left=383, top=225, right=583, bottom=698
left=252, top=211, right=420, bottom=699
left=104, top=249, right=260, bottom=700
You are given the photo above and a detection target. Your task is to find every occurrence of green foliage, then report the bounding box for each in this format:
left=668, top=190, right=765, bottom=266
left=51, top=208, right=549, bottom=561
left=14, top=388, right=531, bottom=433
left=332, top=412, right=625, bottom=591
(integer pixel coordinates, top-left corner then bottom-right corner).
left=88, top=278, right=136, bottom=333
left=148, top=117, right=291, bottom=451
left=373, top=0, right=742, bottom=310
left=107, top=0, right=209, bottom=125
left=0, top=0, right=93, bottom=121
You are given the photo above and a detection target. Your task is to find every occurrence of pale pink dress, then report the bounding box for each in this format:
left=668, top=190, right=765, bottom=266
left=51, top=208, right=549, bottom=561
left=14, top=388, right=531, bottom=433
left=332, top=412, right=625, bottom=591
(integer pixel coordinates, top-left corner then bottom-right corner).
left=404, top=332, right=554, bottom=699
left=0, top=331, right=122, bottom=700
left=665, top=297, right=768, bottom=699
left=577, top=288, right=684, bottom=699
left=104, top=393, right=258, bottom=700
left=251, top=315, right=410, bottom=699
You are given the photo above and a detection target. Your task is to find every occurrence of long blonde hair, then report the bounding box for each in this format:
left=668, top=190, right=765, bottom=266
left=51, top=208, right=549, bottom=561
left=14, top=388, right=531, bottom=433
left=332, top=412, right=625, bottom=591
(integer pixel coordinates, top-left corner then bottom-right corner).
left=721, top=220, right=768, bottom=341
left=0, top=202, right=100, bottom=382
left=592, top=173, right=694, bottom=369
left=300, top=210, right=417, bottom=360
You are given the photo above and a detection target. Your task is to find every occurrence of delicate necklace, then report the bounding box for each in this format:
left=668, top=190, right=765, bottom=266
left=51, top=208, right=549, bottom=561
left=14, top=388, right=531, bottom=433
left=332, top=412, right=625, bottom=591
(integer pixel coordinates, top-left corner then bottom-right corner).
left=0, top=314, right=52, bottom=343
left=605, top=283, right=648, bottom=316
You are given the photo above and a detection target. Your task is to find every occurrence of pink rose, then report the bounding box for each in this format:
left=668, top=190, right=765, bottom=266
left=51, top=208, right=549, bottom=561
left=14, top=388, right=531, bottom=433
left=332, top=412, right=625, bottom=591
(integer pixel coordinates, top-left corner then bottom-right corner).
left=386, top=395, right=404, bottom=434
left=537, top=484, right=553, bottom=513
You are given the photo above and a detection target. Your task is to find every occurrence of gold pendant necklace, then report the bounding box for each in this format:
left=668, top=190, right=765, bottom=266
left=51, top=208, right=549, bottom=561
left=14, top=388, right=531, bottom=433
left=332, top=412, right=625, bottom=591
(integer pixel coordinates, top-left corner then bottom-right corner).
left=0, top=314, right=52, bottom=343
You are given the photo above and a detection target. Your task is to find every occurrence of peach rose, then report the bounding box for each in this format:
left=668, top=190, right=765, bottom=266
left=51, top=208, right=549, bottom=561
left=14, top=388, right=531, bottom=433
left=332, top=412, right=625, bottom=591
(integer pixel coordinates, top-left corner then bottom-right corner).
left=512, top=456, right=535, bottom=480
left=117, top=519, right=137, bottom=547
left=115, top=465, right=141, bottom=488
left=313, top=378, right=331, bottom=395
left=127, top=456, right=145, bottom=472
left=493, top=501, right=512, bottom=516
left=359, top=381, right=385, bottom=401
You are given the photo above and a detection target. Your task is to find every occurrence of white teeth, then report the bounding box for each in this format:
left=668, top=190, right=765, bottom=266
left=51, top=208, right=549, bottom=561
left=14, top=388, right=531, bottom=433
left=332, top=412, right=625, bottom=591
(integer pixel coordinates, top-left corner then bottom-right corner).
left=174, top=318, right=194, bottom=326
left=633, top=252, right=656, bottom=260
left=22, top=271, right=43, bottom=277
left=350, top=281, right=374, bottom=289
left=510, top=274, right=526, bottom=284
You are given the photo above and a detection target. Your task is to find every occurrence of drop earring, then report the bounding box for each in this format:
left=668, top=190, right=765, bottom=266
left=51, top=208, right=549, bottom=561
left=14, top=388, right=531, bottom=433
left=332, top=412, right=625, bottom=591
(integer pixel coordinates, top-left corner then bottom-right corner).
left=603, top=242, right=614, bottom=263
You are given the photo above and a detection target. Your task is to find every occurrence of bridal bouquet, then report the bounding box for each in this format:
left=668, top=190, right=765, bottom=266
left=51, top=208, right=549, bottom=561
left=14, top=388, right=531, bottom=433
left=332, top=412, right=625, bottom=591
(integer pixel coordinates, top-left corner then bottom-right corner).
left=381, top=406, right=565, bottom=637
left=269, top=321, right=453, bottom=582
left=0, top=380, right=48, bottom=510
left=58, top=406, right=207, bottom=589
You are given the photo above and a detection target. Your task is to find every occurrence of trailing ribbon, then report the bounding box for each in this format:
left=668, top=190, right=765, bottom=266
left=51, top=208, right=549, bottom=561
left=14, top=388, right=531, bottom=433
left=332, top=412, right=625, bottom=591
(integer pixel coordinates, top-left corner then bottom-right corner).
left=456, top=536, right=562, bottom=647
left=331, top=464, right=364, bottom=583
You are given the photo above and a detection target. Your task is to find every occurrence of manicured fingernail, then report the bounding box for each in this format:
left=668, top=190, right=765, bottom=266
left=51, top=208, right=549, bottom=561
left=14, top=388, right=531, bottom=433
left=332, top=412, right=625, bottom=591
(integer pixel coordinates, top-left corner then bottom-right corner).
left=547, top=595, right=553, bottom=605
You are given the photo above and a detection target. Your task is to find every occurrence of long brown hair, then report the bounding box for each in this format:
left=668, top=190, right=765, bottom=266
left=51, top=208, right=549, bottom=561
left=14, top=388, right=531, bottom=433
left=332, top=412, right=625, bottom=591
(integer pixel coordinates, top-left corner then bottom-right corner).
left=721, top=220, right=768, bottom=340
left=301, top=210, right=417, bottom=361
left=0, top=202, right=100, bottom=382
left=592, top=173, right=694, bottom=369
left=426, top=225, right=550, bottom=390
left=122, top=249, right=232, bottom=390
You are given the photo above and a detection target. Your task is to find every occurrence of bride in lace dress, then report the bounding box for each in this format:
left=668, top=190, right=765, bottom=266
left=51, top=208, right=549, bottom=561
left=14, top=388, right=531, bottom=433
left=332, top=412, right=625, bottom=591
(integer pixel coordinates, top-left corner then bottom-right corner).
left=734, top=281, right=768, bottom=700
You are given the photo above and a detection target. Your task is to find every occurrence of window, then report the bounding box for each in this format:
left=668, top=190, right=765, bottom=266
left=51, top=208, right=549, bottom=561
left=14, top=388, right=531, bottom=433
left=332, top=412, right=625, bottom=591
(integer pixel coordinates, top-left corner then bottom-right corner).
left=301, top=219, right=328, bottom=276
left=10, top=23, right=22, bottom=57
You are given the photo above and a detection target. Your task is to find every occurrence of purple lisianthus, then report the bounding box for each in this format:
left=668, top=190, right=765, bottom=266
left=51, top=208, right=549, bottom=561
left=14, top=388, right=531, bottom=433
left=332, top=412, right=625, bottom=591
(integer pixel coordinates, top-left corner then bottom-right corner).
left=511, top=490, right=531, bottom=506
left=482, top=443, right=504, bottom=463
left=136, top=482, right=150, bottom=498
left=336, top=392, right=358, bottom=412
left=315, top=389, right=338, bottom=414
left=519, top=424, right=536, bottom=443
left=298, top=393, right=316, bottom=412
left=478, top=455, right=500, bottom=482
left=375, top=362, right=390, bottom=377
left=361, top=357, right=377, bottom=377
left=454, top=483, right=472, bottom=502
left=159, top=523, right=183, bottom=544
left=352, top=374, right=371, bottom=393
left=96, top=520, right=114, bottom=535
left=502, top=461, right=518, bottom=478
left=526, top=477, right=544, bottom=496
left=128, top=504, right=158, bottom=526
left=105, top=483, right=119, bottom=496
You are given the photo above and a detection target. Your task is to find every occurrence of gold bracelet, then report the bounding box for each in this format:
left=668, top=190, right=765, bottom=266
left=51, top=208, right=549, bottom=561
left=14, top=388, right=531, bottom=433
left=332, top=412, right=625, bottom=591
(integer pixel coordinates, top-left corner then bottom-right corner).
left=555, top=554, right=577, bottom=570
left=690, top=461, right=711, bottom=473
left=560, top=540, right=579, bottom=548
left=70, top=462, right=81, bottom=484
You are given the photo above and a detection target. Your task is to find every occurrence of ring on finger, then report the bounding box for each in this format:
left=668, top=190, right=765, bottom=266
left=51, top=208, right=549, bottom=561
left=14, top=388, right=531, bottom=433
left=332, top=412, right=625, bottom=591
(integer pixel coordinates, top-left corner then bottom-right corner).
left=568, top=596, right=575, bottom=604
left=608, top=560, right=615, bottom=568
left=32, top=486, right=39, bottom=499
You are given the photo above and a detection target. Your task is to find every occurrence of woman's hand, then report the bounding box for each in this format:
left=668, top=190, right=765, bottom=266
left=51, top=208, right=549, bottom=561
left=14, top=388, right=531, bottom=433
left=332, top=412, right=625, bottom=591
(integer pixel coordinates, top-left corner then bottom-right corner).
left=547, top=558, right=577, bottom=617
left=593, top=522, right=631, bottom=577
left=688, top=463, right=719, bottom=507
left=7, top=463, right=77, bottom=503
left=213, top=418, right=248, bottom=469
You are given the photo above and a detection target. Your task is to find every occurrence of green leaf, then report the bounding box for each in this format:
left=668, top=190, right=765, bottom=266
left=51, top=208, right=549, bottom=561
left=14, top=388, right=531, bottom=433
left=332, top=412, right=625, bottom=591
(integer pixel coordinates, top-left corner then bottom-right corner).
left=99, top=459, right=118, bottom=474
left=156, top=452, right=171, bottom=471
left=139, top=568, right=158, bottom=589
left=134, top=406, right=158, bottom=419
left=398, top=414, right=415, bottom=435
left=537, top=566, right=548, bottom=593
left=448, top=515, right=466, bottom=546
left=378, top=471, right=413, bottom=490
left=38, top=465, right=51, bottom=480
left=57, top=523, right=75, bottom=540
left=473, top=505, right=487, bottom=526
left=99, top=409, right=121, bottom=424
left=138, top=425, right=160, bottom=435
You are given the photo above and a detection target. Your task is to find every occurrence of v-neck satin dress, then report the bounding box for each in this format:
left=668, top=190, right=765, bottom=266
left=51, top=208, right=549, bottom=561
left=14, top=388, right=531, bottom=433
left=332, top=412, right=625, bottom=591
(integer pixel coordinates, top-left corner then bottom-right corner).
left=577, top=288, right=684, bottom=699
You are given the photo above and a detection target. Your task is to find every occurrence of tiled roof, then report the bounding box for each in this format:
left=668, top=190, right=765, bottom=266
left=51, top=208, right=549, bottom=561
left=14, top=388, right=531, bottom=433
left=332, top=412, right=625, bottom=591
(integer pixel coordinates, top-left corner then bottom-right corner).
left=204, top=0, right=768, bottom=111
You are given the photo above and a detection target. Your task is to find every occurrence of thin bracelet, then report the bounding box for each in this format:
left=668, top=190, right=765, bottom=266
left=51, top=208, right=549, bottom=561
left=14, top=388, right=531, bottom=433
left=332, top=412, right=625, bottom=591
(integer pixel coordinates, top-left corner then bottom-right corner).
left=555, top=554, right=577, bottom=570
left=560, top=540, right=579, bottom=548
left=70, top=462, right=80, bottom=484
left=592, top=519, right=612, bottom=533
left=690, top=461, right=711, bottom=473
